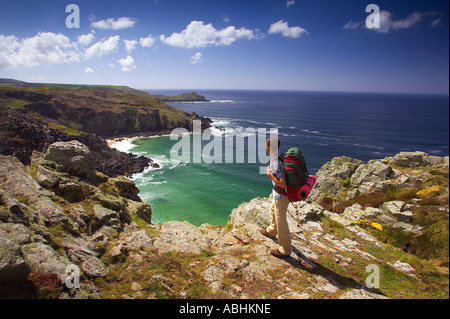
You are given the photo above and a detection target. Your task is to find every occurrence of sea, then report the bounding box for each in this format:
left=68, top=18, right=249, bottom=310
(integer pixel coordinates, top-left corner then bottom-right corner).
left=111, top=90, right=449, bottom=226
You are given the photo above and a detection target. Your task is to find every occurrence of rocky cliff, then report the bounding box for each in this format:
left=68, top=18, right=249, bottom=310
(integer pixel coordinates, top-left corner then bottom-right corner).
left=0, top=142, right=448, bottom=299
left=0, top=82, right=211, bottom=176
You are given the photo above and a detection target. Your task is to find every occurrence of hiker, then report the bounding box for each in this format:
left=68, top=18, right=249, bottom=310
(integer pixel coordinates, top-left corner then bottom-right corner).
left=260, top=137, right=292, bottom=259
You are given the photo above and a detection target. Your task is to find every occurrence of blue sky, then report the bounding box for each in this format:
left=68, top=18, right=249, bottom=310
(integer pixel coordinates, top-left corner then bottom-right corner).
left=0, top=0, right=448, bottom=94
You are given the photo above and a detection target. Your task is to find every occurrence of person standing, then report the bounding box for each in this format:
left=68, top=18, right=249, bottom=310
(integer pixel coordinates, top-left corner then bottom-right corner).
left=260, top=137, right=291, bottom=258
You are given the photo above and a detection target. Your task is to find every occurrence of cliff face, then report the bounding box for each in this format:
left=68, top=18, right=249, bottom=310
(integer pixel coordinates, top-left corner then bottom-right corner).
left=0, top=83, right=211, bottom=175
left=0, top=142, right=448, bottom=299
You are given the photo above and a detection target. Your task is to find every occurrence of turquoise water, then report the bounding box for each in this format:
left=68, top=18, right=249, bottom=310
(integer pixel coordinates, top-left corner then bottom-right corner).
left=127, top=133, right=270, bottom=226
left=115, top=90, right=448, bottom=226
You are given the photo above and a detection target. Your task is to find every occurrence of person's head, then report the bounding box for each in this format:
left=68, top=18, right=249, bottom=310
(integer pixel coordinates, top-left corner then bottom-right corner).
left=266, top=137, right=280, bottom=157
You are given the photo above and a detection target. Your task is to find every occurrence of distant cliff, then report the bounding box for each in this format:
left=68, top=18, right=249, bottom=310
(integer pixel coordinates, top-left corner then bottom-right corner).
left=150, top=92, right=209, bottom=102
left=0, top=81, right=211, bottom=176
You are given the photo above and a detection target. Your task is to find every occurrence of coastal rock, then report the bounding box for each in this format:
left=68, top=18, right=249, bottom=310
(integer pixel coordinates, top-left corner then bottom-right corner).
left=388, top=260, right=415, bottom=273
left=385, top=151, right=445, bottom=168
left=126, top=200, right=152, bottom=223
left=308, top=156, right=364, bottom=203
left=153, top=221, right=209, bottom=255
left=58, top=180, right=86, bottom=202
left=382, top=200, right=405, bottom=215
left=382, top=201, right=413, bottom=222
left=43, top=140, right=95, bottom=180
left=62, top=238, right=106, bottom=277
left=111, top=176, right=141, bottom=202
left=342, top=204, right=381, bottom=221
left=36, top=165, right=60, bottom=189
left=351, top=160, right=394, bottom=187
left=0, top=227, right=31, bottom=284
left=22, top=242, right=71, bottom=281
left=93, top=204, right=121, bottom=229
left=125, top=230, right=153, bottom=251
left=1, top=84, right=211, bottom=177
left=1, top=145, right=448, bottom=299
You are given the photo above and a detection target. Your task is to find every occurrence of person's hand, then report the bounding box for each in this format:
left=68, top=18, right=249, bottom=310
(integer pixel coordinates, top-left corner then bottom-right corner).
left=266, top=165, right=271, bottom=176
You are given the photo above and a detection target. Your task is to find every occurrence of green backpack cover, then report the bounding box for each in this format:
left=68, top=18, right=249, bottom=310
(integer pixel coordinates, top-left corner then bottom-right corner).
left=280, top=147, right=308, bottom=187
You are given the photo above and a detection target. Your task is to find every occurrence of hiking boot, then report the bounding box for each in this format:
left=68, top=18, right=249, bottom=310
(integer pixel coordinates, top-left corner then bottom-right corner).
left=260, top=228, right=275, bottom=239
left=270, top=248, right=290, bottom=259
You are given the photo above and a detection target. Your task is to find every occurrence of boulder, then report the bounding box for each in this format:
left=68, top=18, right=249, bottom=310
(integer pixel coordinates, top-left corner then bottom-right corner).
left=22, top=242, right=71, bottom=281
left=93, top=204, right=121, bottom=229
left=0, top=228, right=31, bottom=284
left=43, top=141, right=95, bottom=180
left=153, top=221, right=208, bottom=255
left=388, top=151, right=428, bottom=167
left=125, top=230, right=154, bottom=251
left=351, top=160, right=393, bottom=186
left=127, top=200, right=152, bottom=223
left=62, top=238, right=106, bottom=277
left=308, top=156, right=364, bottom=203
left=36, top=165, right=60, bottom=189
left=342, top=204, right=381, bottom=221
left=58, top=180, right=86, bottom=202
left=111, top=176, right=141, bottom=202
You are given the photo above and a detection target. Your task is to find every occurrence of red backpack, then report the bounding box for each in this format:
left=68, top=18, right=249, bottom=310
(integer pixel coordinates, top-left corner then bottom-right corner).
left=273, top=147, right=316, bottom=202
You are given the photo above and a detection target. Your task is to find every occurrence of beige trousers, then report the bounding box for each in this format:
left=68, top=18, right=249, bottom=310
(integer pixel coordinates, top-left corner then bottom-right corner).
left=266, top=196, right=291, bottom=255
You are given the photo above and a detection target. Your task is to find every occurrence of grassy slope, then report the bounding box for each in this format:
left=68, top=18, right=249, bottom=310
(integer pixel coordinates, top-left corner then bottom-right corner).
left=0, top=81, right=193, bottom=136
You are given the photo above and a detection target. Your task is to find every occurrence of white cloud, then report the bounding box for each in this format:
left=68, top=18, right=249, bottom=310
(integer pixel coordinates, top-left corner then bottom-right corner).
left=78, top=32, right=95, bottom=46
left=85, top=67, right=94, bottom=73
left=0, top=32, right=79, bottom=70
left=222, top=14, right=230, bottom=23
left=118, top=55, right=136, bottom=71
left=108, top=63, right=115, bottom=68
left=84, top=35, right=120, bottom=59
left=371, top=11, right=429, bottom=33
left=342, top=20, right=363, bottom=30
left=190, top=52, right=203, bottom=64
left=392, top=11, right=423, bottom=29
left=139, top=35, right=155, bottom=48
left=286, top=0, right=295, bottom=8
left=160, top=20, right=262, bottom=48
left=268, top=20, right=308, bottom=38
left=430, top=18, right=442, bottom=28
left=344, top=11, right=437, bottom=34
left=91, top=17, right=137, bottom=30
left=124, top=39, right=137, bottom=53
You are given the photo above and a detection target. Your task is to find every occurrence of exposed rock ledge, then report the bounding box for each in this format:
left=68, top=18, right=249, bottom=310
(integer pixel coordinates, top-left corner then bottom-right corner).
left=0, top=143, right=448, bottom=299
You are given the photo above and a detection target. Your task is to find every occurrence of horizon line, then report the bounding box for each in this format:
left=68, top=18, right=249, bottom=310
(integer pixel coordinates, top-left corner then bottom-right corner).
left=2, top=78, right=448, bottom=97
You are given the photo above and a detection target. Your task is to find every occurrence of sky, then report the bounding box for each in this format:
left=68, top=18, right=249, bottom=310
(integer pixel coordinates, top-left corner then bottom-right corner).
left=0, top=0, right=448, bottom=94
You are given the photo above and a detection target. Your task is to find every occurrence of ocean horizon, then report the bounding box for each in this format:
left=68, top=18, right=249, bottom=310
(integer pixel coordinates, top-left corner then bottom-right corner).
left=112, top=89, right=449, bottom=226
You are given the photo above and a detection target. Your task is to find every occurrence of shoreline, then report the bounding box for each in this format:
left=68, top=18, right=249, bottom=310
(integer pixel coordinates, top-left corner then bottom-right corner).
left=106, top=117, right=227, bottom=149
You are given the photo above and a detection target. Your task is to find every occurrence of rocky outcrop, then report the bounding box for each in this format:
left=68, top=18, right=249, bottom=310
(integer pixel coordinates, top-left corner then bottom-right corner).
left=0, top=146, right=448, bottom=299
left=309, top=151, right=449, bottom=261
left=0, top=141, right=152, bottom=297
left=0, top=84, right=212, bottom=176
left=309, top=151, right=448, bottom=206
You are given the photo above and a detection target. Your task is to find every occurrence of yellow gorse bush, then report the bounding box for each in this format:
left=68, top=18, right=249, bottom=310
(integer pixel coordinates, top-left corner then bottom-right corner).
left=353, top=219, right=383, bottom=231
left=416, top=186, right=441, bottom=197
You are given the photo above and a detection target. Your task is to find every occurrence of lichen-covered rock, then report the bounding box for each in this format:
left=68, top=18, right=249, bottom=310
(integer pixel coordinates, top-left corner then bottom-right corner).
left=126, top=200, right=152, bottom=223
left=111, top=176, right=141, bottom=202
left=153, top=221, right=209, bottom=255
left=0, top=227, right=31, bottom=284
left=43, top=140, right=95, bottom=180
left=22, top=242, right=71, bottom=281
